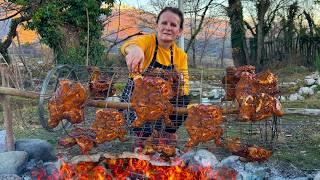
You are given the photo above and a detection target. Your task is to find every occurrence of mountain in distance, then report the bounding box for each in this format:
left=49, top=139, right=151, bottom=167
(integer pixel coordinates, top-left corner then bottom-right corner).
left=1, top=4, right=231, bottom=64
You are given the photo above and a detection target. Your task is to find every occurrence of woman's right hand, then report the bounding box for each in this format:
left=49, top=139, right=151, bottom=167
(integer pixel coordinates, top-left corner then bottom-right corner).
left=125, top=45, right=144, bottom=73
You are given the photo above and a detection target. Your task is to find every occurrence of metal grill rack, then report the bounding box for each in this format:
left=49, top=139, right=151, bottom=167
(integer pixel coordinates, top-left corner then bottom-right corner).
left=38, top=65, right=282, bottom=155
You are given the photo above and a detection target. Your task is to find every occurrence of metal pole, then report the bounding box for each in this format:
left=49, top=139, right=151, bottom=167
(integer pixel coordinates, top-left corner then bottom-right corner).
left=178, top=0, right=184, bottom=50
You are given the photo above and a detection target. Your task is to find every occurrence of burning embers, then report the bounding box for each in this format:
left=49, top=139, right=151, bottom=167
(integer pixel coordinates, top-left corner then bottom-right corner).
left=59, top=154, right=238, bottom=180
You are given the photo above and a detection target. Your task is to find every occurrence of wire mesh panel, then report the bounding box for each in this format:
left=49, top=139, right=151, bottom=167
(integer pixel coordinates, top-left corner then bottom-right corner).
left=39, top=65, right=285, bottom=155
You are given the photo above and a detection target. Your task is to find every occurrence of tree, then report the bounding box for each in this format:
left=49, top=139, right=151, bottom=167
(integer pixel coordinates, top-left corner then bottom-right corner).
left=0, top=0, right=37, bottom=63
left=255, top=0, right=270, bottom=69
left=26, top=0, right=115, bottom=65
left=227, top=0, right=249, bottom=66
left=1, top=0, right=115, bottom=65
left=242, top=0, right=292, bottom=68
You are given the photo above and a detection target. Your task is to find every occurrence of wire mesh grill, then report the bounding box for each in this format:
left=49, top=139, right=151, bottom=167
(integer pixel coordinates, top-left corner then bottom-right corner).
left=39, top=65, right=289, bottom=156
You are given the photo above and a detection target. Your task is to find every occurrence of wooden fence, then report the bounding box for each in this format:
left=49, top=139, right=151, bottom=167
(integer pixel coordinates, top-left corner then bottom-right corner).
left=249, top=36, right=320, bottom=66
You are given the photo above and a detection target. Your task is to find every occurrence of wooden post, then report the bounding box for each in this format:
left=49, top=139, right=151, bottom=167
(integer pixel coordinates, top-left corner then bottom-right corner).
left=0, top=64, right=14, bottom=151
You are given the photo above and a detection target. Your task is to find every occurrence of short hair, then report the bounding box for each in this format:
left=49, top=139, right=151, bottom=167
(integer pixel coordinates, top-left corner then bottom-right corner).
left=156, top=7, right=184, bottom=29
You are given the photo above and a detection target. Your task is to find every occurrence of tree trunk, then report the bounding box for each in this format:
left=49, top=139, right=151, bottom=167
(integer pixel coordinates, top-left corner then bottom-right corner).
left=192, top=41, right=196, bottom=67
left=55, top=25, right=81, bottom=64
left=303, top=10, right=314, bottom=37
left=227, top=0, right=249, bottom=66
left=0, top=15, right=32, bottom=64
left=256, top=0, right=270, bottom=70
left=220, top=34, right=227, bottom=67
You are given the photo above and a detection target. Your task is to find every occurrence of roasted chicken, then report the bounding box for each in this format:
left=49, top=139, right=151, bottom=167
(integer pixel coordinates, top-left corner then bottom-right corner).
left=48, top=79, right=87, bottom=128
left=146, top=68, right=185, bottom=97
left=235, top=71, right=283, bottom=121
left=142, top=130, right=177, bottom=158
left=222, top=67, right=238, bottom=101
left=226, top=138, right=272, bottom=162
left=58, top=128, right=96, bottom=154
left=91, top=109, right=127, bottom=143
left=222, top=65, right=283, bottom=121
left=131, top=72, right=175, bottom=128
left=222, top=65, right=256, bottom=101
left=184, top=105, right=224, bottom=150
left=88, top=66, right=115, bottom=100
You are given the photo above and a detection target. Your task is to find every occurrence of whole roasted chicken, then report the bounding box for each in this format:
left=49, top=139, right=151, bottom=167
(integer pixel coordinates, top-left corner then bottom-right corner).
left=130, top=69, right=175, bottom=128
left=222, top=65, right=283, bottom=121
left=58, top=128, right=96, bottom=154
left=91, top=108, right=127, bottom=143
left=48, top=79, right=87, bottom=128
left=226, top=138, right=272, bottom=162
left=184, top=104, right=224, bottom=150
left=88, top=66, right=115, bottom=100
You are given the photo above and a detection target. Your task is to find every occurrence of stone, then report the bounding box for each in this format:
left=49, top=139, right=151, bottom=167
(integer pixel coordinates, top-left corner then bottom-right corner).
left=304, top=76, right=316, bottom=86
left=0, top=130, right=6, bottom=153
left=202, top=92, right=209, bottom=97
left=288, top=93, right=298, bottom=101
left=298, top=87, right=314, bottom=96
left=208, top=88, right=225, bottom=99
left=307, top=72, right=319, bottom=80
left=0, top=151, right=28, bottom=174
left=219, top=156, right=239, bottom=168
left=43, top=161, right=60, bottom=176
left=193, top=149, right=219, bottom=168
left=297, top=95, right=305, bottom=101
left=190, top=89, right=201, bottom=97
left=15, top=139, right=56, bottom=162
left=280, top=96, right=286, bottom=101
left=314, top=171, right=320, bottom=180
left=201, top=98, right=212, bottom=105
left=189, top=81, right=201, bottom=88
left=0, top=174, right=22, bottom=180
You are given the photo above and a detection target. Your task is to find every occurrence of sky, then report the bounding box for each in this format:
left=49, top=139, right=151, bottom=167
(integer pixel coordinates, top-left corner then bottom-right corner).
left=121, top=0, right=150, bottom=9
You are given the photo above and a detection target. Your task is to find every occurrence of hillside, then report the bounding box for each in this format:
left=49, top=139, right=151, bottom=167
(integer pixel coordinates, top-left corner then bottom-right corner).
left=1, top=5, right=229, bottom=44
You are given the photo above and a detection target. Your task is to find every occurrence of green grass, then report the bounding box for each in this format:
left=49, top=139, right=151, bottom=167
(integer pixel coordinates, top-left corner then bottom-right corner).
left=114, top=82, right=126, bottom=93
left=273, top=138, right=320, bottom=171
left=282, top=93, right=320, bottom=109
left=273, top=65, right=311, bottom=83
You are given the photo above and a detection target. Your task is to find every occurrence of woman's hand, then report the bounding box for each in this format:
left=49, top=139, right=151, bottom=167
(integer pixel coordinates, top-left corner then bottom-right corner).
left=125, top=45, right=144, bottom=73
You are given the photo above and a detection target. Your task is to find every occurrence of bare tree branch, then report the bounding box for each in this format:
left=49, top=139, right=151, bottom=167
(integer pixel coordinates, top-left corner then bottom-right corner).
left=185, top=0, right=215, bottom=52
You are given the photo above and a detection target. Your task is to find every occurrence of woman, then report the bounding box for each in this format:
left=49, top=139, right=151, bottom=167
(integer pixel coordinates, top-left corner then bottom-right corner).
left=120, top=7, right=190, bottom=147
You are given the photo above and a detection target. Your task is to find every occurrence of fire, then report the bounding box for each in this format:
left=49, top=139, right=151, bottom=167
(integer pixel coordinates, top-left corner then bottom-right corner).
left=59, top=158, right=237, bottom=180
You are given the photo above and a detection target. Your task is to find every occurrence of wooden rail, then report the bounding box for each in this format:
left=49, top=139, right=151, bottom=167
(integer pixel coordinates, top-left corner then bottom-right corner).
left=0, top=87, right=239, bottom=115
left=2, top=86, right=320, bottom=116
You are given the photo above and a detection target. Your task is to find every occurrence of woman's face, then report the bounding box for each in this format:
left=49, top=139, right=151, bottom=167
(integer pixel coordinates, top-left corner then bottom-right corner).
left=156, top=11, right=182, bottom=44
